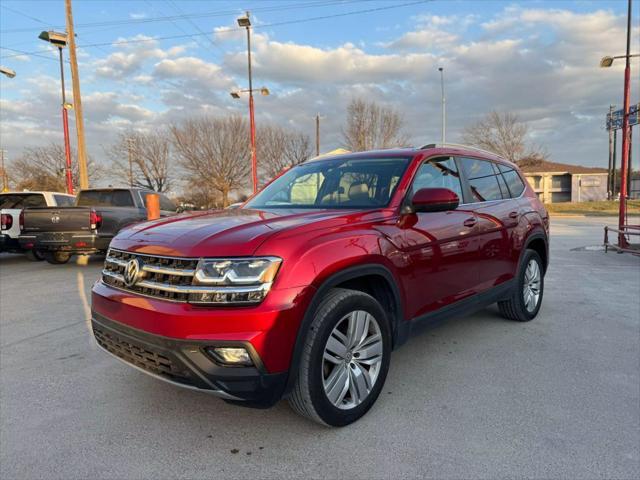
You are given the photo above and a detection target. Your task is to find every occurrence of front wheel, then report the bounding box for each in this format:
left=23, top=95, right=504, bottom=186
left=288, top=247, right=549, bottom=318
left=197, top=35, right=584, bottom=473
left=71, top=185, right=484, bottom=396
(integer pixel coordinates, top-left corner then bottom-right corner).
left=44, top=251, right=71, bottom=265
left=498, top=249, right=544, bottom=322
left=288, top=288, right=391, bottom=427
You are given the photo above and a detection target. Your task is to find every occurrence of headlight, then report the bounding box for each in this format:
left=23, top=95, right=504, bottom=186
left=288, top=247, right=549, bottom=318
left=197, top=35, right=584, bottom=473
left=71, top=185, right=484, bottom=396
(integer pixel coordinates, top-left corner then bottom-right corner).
left=190, top=257, right=282, bottom=305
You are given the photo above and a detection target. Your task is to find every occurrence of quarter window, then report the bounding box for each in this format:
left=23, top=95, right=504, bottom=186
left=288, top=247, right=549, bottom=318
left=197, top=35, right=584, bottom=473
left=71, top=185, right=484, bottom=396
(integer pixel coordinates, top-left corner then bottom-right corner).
left=461, top=158, right=503, bottom=202
left=411, top=157, right=463, bottom=200
left=497, top=164, right=526, bottom=198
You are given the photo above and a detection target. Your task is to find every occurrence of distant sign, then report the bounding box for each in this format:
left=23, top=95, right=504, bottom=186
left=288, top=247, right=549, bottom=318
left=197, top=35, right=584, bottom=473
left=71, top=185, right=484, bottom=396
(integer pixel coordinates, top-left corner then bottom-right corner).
left=606, top=103, right=639, bottom=130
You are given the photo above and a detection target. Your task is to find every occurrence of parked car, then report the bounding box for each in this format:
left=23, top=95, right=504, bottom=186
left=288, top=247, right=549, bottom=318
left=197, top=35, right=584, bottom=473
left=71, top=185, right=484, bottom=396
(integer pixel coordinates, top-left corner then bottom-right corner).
left=91, top=145, right=549, bottom=426
left=19, top=188, right=177, bottom=264
left=0, top=191, right=75, bottom=260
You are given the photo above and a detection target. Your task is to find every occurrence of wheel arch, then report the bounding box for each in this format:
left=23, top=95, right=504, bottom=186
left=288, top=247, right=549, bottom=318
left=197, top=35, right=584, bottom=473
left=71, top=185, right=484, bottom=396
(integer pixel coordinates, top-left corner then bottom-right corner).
left=283, top=263, right=404, bottom=396
left=523, top=231, right=548, bottom=273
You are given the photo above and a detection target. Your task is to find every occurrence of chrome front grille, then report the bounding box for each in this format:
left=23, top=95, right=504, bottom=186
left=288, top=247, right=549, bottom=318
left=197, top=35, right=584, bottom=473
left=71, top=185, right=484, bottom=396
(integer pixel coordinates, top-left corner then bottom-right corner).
left=102, top=248, right=270, bottom=304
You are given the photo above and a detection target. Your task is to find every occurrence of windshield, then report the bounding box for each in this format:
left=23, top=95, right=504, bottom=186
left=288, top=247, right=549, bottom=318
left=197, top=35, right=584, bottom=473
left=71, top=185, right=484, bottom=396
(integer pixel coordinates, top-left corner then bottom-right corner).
left=245, top=157, right=410, bottom=210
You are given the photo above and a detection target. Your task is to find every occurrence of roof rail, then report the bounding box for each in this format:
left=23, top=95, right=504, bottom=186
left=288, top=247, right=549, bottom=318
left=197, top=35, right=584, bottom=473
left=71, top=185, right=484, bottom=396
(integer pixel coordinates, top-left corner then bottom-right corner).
left=419, top=143, right=502, bottom=158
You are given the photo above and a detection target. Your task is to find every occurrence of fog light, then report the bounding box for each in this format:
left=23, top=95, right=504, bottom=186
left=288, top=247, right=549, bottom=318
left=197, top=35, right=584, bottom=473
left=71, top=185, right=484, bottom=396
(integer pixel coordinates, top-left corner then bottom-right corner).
left=207, top=347, right=253, bottom=366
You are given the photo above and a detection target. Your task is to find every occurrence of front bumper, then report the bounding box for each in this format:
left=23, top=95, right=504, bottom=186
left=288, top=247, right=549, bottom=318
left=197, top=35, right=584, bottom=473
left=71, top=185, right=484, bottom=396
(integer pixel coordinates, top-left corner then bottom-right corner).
left=91, top=280, right=315, bottom=405
left=19, top=232, right=111, bottom=253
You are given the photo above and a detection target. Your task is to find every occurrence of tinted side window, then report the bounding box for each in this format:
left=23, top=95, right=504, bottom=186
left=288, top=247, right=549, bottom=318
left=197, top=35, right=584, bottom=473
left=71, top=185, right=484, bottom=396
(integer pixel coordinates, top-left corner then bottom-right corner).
left=411, top=157, right=463, bottom=199
left=159, top=194, right=176, bottom=211
left=461, top=158, right=503, bottom=202
left=498, top=164, right=526, bottom=197
left=77, top=190, right=134, bottom=207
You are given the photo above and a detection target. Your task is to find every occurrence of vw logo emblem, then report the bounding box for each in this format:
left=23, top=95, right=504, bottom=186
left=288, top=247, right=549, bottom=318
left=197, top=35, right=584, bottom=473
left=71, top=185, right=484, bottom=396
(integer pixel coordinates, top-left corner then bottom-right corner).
left=123, top=258, right=142, bottom=287
left=51, top=214, right=60, bottom=224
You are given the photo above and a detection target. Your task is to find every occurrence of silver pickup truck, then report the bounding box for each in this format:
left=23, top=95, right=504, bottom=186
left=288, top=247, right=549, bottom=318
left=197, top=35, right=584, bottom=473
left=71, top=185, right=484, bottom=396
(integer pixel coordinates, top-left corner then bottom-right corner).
left=19, top=188, right=177, bottom=264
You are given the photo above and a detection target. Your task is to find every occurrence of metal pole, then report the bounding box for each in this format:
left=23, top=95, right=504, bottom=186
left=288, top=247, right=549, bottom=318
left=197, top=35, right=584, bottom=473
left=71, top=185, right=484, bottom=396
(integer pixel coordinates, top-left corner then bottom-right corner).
left=608, top=105, right=614, bottom=200
left=439, top=67, right=446, bottom=144
left=613, top=129, right=618, bottom=196
left=246, top=12, right=257, bottom=194
left=59, top=47, right=74, bottom=194
left=65, top=0, right=88, bottom=190
left=316, top=113, right=320, bottom=156
left=617, top=0, right=632, bottom=248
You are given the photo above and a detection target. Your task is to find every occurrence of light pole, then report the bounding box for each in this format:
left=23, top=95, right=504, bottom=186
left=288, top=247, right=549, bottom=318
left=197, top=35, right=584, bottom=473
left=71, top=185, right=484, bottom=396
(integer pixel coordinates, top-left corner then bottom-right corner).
left=39, top=30, right=74, bottom=195
left=600, top=0, right=637, bottom=248
left=0, top=68, right=15, bottom=192
left=237, top=12, right=259, bottom=193
left=438, top=67, right=446, bottom=144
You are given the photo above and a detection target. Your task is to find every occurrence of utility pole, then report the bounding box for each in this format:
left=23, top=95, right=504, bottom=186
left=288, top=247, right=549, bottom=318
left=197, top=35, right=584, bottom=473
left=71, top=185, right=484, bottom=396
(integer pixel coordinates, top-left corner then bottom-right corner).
left=58, top=46, right=74, bottom=194
left=65, top=0, right=89, bottom=190
left=438, top=67, right=446, bottom=144
left=1, top=150, right=8, bottom=192
left=316, top=113, right=320, bottom=156
left=608, top=105, right=615, bottom=199
left=617, top=0, right=632, bottom=248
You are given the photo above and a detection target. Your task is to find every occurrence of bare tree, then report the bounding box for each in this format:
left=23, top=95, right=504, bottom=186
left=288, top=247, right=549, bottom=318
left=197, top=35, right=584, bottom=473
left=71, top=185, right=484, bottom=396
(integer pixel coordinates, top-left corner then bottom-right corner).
left=258, top=124, right=312, bottom=182
left=107, top=130, right=173, bottom=192
left=462, top=111, right=547, bottom=166
left=342, top=98, right=409, bottom=152
left=11, top=143, right=102, bottom=192
left=171, top=116, right=249, bottom=208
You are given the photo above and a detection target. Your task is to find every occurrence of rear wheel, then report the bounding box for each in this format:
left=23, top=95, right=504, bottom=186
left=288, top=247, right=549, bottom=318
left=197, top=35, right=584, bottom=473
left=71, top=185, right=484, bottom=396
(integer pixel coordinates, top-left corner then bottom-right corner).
left=498, top=249, right=544, bottom=322
left=44, top=251, right=71, bottom=265
left=288, top=288, right=391, bottom=427
left=25, top=249, right=45, bottom=261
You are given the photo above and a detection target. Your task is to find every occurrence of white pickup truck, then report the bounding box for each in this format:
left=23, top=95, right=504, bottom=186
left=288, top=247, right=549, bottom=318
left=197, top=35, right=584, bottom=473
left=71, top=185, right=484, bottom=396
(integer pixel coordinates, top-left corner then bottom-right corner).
left=0, top=191, right=75, bottom=260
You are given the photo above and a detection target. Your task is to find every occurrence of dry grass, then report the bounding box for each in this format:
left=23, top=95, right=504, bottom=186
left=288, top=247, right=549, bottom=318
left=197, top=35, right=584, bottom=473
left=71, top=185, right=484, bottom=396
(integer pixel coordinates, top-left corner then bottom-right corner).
left=545, top=200, right=640, bottom=216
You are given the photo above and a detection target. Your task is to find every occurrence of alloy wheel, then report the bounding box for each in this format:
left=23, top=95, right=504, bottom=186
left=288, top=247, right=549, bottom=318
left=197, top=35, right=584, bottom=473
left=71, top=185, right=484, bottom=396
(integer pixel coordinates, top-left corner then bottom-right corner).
left=523, top=259, right=541, bottom=312
left=321, top=310, right=383, bottom=410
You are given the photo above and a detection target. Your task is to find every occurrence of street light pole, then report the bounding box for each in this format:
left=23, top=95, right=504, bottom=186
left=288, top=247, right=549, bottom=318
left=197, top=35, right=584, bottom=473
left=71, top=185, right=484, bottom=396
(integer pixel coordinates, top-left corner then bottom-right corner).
left=240, top=11, right=258, bottom=194
left=316, top=113, right=321, bottom=156
left=58, top=46, right=74, bottom=194
left=438, top=67, right=446, bottom=144
left=618, top=0, right=633, bottom=248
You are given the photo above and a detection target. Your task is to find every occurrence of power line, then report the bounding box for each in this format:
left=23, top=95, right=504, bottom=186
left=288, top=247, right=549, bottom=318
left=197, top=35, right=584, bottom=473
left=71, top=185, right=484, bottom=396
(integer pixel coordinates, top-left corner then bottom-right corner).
left=0, top=0, right=363, bottom=34
left=0, top=0, right=430, bottom=60
left=0, top=4, right=51, bottom=27
left=0, top=45, right=62, bottom=63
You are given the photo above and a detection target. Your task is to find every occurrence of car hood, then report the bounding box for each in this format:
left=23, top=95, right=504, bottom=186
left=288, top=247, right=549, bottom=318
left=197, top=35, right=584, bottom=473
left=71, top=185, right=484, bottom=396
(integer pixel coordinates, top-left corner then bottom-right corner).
left=111, top=208, right=375, bottom=257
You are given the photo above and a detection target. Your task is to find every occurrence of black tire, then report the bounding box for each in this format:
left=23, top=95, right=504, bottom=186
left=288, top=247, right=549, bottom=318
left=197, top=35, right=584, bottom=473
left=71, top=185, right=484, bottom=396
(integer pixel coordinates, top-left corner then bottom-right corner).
left=25, top=249, right=45, bottom=261
left=288, top=288, right=391, bottom=427
left=44, top=251, right=71, bottom=265
left=498, top=249, right=544, bottom=322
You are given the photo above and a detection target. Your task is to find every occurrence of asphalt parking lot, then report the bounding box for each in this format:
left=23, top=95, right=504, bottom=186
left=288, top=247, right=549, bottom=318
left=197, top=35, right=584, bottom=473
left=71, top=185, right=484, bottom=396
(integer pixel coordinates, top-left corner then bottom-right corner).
left=1, top=216, right=639, bottom=479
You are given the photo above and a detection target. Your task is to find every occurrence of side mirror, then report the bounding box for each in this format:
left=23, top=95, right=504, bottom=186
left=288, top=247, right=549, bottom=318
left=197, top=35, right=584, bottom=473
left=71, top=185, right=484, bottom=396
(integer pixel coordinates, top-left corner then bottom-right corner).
left=411, top=188, right=459, bottom=213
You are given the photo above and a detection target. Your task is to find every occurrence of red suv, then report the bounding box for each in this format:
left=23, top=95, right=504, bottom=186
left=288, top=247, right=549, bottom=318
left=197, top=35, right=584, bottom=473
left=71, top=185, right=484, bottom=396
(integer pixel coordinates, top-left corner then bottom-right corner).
left=92, top=145, right=548, bottom=426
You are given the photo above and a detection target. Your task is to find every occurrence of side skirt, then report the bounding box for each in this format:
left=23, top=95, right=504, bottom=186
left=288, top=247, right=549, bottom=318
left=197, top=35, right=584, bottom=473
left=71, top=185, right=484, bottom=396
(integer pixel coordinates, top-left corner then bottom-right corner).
left=395, top=279, right=515, bottom=347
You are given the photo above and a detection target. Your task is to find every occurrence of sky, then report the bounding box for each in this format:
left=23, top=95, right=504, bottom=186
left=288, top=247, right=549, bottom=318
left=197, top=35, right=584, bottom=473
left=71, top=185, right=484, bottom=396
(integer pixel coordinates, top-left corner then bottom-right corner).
left=0, top=0, right=638, bottom=190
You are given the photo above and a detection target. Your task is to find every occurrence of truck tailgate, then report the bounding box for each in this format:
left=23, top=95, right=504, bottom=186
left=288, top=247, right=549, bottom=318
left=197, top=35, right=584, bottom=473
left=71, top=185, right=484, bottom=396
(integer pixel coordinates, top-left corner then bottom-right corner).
left=22, top=207, right=92, bottom=233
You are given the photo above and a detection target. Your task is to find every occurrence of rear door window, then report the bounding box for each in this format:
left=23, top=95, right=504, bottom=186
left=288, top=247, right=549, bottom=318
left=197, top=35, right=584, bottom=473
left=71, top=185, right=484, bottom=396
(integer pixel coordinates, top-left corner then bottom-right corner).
left=460, top=158, right=503, bottom=202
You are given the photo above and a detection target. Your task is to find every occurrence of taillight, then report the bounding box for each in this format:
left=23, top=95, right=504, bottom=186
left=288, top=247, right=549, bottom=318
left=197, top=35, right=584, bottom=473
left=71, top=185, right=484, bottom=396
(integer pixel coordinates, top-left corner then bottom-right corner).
left=19, top=210, right=24, bottom=231
left=1, top=213, right=12, bottom=231
left=90, top=209, right=102, bottom=230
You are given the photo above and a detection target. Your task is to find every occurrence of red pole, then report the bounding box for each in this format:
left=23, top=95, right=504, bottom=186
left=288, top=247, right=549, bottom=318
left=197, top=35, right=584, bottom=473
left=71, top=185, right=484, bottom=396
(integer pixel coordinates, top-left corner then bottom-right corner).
left=249, top=93, right=257, bottom=193
left=617, top=0, right=632, bottom=248
left=58, top=47, right=74, bottom=194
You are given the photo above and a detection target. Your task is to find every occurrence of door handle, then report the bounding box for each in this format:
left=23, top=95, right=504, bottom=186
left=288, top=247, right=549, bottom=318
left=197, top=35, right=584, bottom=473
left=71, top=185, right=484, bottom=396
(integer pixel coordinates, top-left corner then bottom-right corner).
left=508, top=211, right=519, bottom=219
left=463, top=217, right=477, bottom=228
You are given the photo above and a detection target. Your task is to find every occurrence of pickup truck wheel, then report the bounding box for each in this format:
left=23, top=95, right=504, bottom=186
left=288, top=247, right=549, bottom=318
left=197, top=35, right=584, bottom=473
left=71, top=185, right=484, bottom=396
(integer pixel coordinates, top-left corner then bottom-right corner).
left=44, top=251, right=71, bottom=265
left=498, top=249, right=544, bottom=322
left=288, top=288, right=391, bottom=427
left=25, top=249, right=45, bottom=261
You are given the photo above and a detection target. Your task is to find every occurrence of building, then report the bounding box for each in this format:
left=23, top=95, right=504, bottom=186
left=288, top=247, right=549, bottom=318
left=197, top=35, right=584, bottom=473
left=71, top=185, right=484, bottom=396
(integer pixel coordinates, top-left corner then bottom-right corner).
left=520, top=161, right=608, bottom=203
